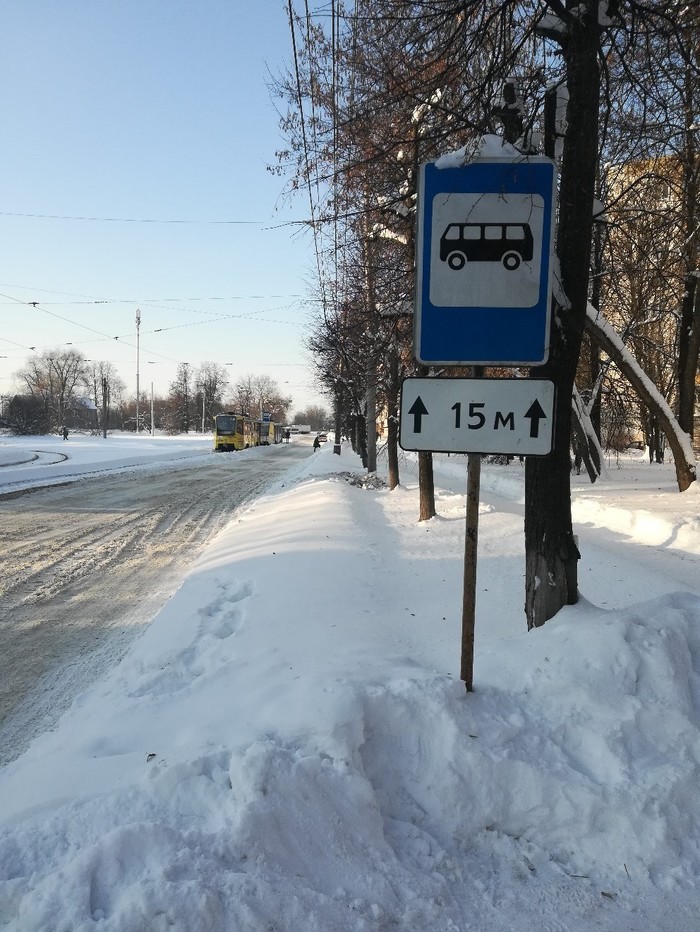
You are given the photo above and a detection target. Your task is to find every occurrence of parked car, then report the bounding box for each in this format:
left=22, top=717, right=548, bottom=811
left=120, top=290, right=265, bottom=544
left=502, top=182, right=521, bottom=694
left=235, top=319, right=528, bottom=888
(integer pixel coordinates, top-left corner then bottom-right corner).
left=316, top=432, right=327, bottom=442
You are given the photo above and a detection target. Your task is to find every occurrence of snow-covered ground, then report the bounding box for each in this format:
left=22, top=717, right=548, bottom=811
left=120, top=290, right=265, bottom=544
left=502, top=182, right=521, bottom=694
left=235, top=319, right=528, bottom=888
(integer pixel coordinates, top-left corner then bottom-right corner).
left=0, top=434, right=699, bottom=930
left=0, top=431, right=215, bottom=493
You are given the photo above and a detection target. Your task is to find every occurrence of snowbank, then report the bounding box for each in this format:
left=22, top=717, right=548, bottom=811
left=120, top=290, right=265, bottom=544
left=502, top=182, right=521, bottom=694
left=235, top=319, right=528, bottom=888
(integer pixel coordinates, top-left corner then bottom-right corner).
left=0, top=441, right=699, bottom=930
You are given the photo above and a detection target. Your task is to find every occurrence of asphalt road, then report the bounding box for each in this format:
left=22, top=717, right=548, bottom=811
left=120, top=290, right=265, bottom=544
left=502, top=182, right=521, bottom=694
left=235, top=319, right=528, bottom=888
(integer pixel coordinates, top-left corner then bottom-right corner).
left=0, top=444, right=311, bottom=764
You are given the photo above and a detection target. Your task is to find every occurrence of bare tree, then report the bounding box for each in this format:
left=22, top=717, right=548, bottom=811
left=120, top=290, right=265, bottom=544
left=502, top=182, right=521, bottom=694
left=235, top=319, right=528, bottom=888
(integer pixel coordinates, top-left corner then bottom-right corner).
left=15, top=348, right=89, bottom=432
left=195, top=361, right=230, bottom=430
left=166, top=362, right=193, bottom=434
left=229, top=373, right=292, bottom=424
left=292, top=405, right=329, bottom=430
left=84, top=361, right=125, bottom=436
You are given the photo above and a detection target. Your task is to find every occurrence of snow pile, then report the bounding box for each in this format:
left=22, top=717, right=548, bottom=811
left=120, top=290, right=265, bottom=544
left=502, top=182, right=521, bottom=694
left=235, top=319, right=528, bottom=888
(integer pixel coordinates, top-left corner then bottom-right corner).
left=435, top=134, right=523, bottom=169
left=0, top=442, right=699, bottom=930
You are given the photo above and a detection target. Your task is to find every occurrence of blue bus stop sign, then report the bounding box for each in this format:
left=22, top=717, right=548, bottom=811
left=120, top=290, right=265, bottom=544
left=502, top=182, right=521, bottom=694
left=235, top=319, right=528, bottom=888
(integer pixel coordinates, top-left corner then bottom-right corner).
left=414, top=157, right=556, bottom=366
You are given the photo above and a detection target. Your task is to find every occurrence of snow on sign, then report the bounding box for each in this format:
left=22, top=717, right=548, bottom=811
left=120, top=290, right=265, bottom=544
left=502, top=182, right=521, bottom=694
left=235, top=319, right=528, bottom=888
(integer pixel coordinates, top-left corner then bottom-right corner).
left=414, top=157, right=556, bottom=366
left=399, top=377, right=555, bottom=456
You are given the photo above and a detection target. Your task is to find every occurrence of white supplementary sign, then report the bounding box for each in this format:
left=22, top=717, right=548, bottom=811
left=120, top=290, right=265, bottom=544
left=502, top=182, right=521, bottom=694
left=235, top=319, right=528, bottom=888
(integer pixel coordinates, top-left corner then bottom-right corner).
left=399, top=377, right=555, bottom=456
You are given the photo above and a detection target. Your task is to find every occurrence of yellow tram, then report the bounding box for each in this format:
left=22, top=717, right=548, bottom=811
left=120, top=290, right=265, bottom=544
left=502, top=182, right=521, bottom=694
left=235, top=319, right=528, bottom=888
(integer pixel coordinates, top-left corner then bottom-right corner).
left=213, top=413, right=257, bottom=451
left=261, top=420, right=285, bottom=445
left=213, top=413, right=282, bottom=451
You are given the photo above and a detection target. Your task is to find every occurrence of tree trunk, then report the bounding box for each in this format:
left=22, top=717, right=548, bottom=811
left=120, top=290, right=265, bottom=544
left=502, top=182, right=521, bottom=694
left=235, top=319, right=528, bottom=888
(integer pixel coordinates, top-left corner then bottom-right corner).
left=418, top=451, right=436, bottom=521
left=366, top=363, right=377, bottom=473
left=525, top=333, right=581, bottom=629
left=588, top=202, right=605, bottom=442
left=386, top=349, right=400, bottom=489
left=525, top=438, right=580, bottom=630
left=525, top=11, right=601, bottom=628
left=416, top=364, right=436, bottom=520
left=677, top=275, right=700, bottom=441
left=333, top=384, right=343, bottom=455
left=571, top=386, right=602, bottom=483
left=677, top=51, right=699, bottom=443
left=356, top=411, right=368, bottom=468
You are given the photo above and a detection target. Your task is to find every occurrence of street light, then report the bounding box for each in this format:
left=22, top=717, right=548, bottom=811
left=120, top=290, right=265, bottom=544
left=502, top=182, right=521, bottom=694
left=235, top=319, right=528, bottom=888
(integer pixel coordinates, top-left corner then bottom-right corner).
left=146, top=360, right=161, bottom=435
left=135, top=308, right=141, bottom=432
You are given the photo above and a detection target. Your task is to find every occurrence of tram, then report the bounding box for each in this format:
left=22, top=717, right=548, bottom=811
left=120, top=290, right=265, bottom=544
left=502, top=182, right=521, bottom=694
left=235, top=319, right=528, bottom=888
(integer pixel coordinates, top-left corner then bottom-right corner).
left=261, top=420, right=285, bottom=445
left=213, top=413, right=282, bottom=451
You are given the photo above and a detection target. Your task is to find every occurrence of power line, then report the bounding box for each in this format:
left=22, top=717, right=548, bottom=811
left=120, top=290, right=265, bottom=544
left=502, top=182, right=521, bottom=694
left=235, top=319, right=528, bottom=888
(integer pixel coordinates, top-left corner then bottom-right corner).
left=287, top=0, right=329, bottom=318
left=0, top=294, right=302, bottom=366
left=0, top=211, right=278, bottom=225
left=0, top=295, right=304, bottom=308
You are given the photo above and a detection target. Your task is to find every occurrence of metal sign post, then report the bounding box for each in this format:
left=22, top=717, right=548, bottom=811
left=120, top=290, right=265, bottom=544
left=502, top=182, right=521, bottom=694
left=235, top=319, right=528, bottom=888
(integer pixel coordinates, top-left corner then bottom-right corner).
left=400, top=377, right=555, bottom=690
left=461, top=450, right=481, bottom=691
left=410, top=155, right=557, bottom=691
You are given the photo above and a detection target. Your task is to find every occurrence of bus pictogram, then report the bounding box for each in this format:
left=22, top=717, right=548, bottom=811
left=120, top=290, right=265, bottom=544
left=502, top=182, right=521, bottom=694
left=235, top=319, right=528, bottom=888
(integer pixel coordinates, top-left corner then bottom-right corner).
left=439, top=222, right=534, bottom=271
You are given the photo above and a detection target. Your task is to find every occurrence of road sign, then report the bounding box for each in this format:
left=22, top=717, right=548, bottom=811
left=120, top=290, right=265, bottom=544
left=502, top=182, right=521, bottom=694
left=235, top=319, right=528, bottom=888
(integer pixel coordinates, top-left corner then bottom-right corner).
left=414, top=157, right=556, bottom=366
left=400, top=377, right=555, bottom=456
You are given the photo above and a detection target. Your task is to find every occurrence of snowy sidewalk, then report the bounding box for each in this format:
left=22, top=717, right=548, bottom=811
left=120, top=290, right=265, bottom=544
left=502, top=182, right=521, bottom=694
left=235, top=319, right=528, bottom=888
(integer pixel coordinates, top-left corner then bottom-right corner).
left=0, top=443, right=699, bottom=931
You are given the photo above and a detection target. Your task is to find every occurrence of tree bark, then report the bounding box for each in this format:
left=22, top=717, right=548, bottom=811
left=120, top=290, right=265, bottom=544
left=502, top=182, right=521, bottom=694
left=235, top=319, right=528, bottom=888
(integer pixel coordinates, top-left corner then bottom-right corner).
left=677, top=275, right=700, bottom=440
left=525, top=10, right=602, bottom=628
left=418, top=451, right=436, bottom=521
left=386, top=349, right=400, bottom=489
left=525, top=324, right=581, bottom=628
left=677, top=47, right=699, bottom=443
left=366, top=364, right=378, bottom=473
left=571, top=386, right=602, bottom=483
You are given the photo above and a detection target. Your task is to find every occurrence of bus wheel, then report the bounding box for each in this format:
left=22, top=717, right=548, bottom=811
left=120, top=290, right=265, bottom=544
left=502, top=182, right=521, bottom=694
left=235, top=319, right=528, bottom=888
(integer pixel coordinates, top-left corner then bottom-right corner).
left=447, top=252, right=466, bottom=270
left=502, top=252, right=521, bottom=270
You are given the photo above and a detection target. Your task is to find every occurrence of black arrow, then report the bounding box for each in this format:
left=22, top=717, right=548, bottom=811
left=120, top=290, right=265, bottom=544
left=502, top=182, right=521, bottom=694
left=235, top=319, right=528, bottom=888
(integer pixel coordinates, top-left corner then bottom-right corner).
left=408, top=396, right=429, bottom=433
left=524, top=399, right=547, bottom=438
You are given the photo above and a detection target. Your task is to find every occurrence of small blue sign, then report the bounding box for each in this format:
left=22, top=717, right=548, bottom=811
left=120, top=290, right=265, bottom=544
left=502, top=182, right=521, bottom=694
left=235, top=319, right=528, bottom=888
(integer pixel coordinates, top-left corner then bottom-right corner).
left=414, top=157, right=556, bottom=366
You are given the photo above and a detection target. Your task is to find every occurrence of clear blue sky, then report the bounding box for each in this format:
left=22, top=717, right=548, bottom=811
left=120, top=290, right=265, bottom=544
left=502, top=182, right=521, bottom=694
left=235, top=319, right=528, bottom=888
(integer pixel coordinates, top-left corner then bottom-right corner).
left=0, top=1, right=325, bottom=415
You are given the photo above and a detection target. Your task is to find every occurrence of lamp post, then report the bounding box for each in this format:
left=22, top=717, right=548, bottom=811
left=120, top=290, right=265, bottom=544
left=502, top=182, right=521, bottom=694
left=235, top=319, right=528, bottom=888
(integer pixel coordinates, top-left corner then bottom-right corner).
left=135, top=308, right=141, bottom=432
left=146, top=361, right=160, bottom=434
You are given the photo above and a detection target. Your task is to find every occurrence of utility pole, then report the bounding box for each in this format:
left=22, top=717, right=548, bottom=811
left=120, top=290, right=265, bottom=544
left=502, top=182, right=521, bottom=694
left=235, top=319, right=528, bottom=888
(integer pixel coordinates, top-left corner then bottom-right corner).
left=101, top=376, right=109, bottom=439
left=135, top=308, right=141, bottom=432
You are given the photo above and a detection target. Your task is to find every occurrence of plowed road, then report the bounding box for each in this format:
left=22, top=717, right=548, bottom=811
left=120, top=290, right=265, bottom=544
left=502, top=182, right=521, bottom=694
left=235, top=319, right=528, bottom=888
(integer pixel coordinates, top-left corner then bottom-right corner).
left=0, top=445, right=311, bottom=764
